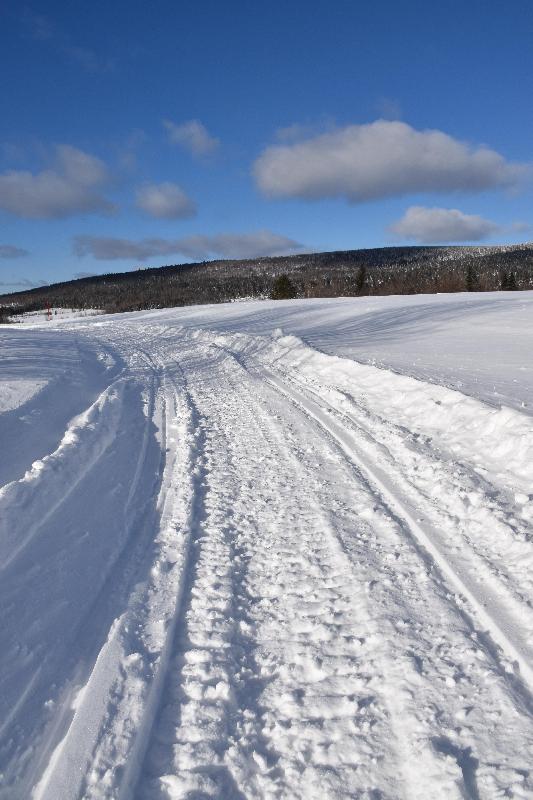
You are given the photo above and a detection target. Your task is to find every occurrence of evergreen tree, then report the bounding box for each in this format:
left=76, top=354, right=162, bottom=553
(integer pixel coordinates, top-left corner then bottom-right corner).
left=501, top=271, right=518, bottom=290
left=466, top=264, right=478, bottom=292
left=271, top=274, right=297, bottom=300
left=507, top=271, right=518, bottom=291
left=355, top=265, right=367, bottom=295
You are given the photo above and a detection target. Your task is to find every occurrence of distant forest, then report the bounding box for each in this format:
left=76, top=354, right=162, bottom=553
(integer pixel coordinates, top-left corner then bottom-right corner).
left=1, top=243, right=532, bottom=321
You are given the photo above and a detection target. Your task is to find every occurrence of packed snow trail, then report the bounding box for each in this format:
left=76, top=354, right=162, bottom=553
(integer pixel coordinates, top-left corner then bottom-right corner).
left=1, top=294, right=533, bottom=799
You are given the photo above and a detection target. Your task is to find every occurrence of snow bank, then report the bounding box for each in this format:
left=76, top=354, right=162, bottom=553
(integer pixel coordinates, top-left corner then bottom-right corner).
left=119, top=290, right=533, bottom=415
left=0, top=378, right=125, bottom=569
left=205, top=327, right=533, bottom=496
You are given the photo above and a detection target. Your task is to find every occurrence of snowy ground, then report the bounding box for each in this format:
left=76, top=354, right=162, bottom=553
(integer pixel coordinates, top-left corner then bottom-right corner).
left=1, top=291, right=533, bottom=800
left=8, top=308, right=104, bottom=325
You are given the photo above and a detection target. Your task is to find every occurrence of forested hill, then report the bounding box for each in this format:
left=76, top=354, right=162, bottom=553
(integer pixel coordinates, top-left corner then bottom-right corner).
left=2, top=243, right=533, bottom=318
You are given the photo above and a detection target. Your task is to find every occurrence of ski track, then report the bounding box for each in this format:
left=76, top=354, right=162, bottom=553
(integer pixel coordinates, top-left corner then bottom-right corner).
left=259, top=367, right=533, bottom=689
left=1, top=312, right=533, bottom=800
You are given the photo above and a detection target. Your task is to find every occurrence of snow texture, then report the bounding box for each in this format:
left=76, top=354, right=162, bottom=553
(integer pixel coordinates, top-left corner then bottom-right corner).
left=1, top=290, right=533, bottom=800
left=0, top=381, right=45, bottom=413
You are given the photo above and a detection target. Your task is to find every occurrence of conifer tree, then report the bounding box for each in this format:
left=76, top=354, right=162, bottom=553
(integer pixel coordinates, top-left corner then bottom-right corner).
left=466, top=264, right=478, bottom=292
left=507, top=271, right=518, bottom=290
left=355, top=265, right=367, bottom=295
left=271, top=274, right=297, bottom=300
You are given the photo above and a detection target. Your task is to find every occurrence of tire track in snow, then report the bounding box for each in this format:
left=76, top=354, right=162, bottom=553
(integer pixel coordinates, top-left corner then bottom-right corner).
left=134, top=335, right=437, bottom=800
left=95, top=326, right=533, bottom=799
left=13, top=321, right=533, bottom=800
left=29, top=331, right=197, bottom=800
left=200, top=339, right=525, bottom=800
left=261, top=365, right=533, bottom=700
left=73, top=351, right=203, bottom=800
left=295, top=371, right=533, bottom=608
left=329, top=385, right=533, bottom=635
left=135, top=344, right=282, bottom=800
left=196, top=331, right=533, bottom=798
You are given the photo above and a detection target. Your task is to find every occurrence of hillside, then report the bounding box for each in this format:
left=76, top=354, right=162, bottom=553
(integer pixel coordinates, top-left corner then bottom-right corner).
left=1, top=243, right=533, bottom=318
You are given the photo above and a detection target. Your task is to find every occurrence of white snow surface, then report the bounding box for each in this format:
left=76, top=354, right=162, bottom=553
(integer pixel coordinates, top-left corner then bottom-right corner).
left=0, top=380, right=45, bottom=412
left=1, top=290, right=533, bottom=800
left=9, top=307, right=104, bottom=324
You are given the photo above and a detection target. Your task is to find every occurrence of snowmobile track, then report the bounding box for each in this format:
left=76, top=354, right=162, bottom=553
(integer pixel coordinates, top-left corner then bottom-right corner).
left=259, top=363, right=533, bottom=701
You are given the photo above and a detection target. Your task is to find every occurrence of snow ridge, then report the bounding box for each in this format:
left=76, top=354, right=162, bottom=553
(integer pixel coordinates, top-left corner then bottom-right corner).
left=0, top=378, right=125, bottom=571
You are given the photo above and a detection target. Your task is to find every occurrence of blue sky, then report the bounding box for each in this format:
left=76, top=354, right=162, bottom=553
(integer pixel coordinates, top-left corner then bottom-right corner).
left=1, top=0, right=532, bottom=292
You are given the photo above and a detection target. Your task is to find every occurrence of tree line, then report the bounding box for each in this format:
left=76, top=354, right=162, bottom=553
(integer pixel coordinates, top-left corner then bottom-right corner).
left=1, top=244, right=532, bottom=319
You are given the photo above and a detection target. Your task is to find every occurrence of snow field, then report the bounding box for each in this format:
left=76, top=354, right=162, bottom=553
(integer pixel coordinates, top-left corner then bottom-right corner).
left=8, top=308, right=104, bottom=325
left=0, top=381, right=46, bottom=413
left=1, top=292, right=533, bottom=799
left=119, top=291, right=533, bottom=415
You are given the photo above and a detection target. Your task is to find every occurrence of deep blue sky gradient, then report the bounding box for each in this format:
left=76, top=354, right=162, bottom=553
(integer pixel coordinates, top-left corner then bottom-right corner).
left=1, top=0, right=532, bottom=290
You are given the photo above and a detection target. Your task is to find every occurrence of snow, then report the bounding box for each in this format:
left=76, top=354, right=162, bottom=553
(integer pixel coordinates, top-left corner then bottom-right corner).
left=0, top=380, right=46, bottom=413
left=9, top=308, right=104, bottom=325
left=1, top=290, right=533, bottom=799
left=122, top=291, right=533, bottom=415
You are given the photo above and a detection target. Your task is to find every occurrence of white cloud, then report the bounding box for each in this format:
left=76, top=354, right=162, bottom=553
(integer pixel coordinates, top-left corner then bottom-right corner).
left=135, top=182, right=196, bottom=219
left=73, top=230, right=305, bottom=261
left=0, top=244, right=29, bottom=258
left=163, top=119, right=219, bottom=156
left=0, top=145, right=114, bottom=219
left=390, top=206, right=501, bottom=243
left=253, top=120, right=528, bottom=202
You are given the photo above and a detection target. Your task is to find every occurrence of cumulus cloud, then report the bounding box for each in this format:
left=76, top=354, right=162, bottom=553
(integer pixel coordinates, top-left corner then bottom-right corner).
left=163, top=119, right=219, bottom=156
left=0, top=244, right=29, bottom=258
left=73, top=230, right=305, bottom=261
left=390, top=206, right=501, bottom=243
left=135, top=182, right=196, bottom=219
left=253, top=120, right=528, bottom=202
left=0, top=145, right=114, bottom=219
